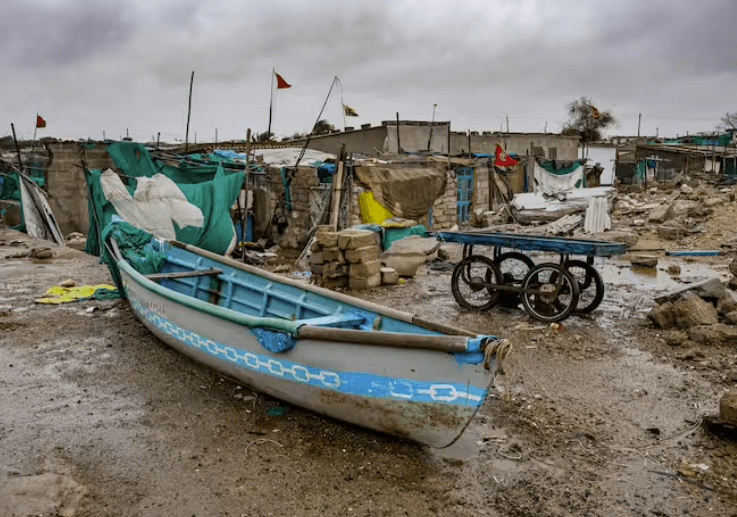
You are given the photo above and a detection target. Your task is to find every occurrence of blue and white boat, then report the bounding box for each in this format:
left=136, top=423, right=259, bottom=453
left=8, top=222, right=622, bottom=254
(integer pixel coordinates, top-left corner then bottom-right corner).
left=109, top=237, right=508, bottom=447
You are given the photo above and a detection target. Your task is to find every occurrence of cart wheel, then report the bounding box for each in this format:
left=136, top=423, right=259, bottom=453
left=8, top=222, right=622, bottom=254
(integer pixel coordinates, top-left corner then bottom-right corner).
left=494, top=252, right=534, bottom=308
left=520, top=262, right=580, bottom=322
left=451, top=255, right=503, bottom=310
left=565, top=260, right=605, bottom=314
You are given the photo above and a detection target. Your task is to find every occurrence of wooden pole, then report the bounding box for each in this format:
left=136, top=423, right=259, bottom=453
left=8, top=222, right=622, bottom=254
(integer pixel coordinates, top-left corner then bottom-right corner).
left=11, top=123, right=22, bottom=168
left=329, top=144, right=347, bottom=229
left=242, top=128, right=251, bottom=261
left=395, top=112, right=401, bottom=153
left=157, top=132, right=160, bottom=147
left=267, top=69, right=274, bottom=141
left=185, top=71, right=194, bottom=153
left=467, top=129, right=472, bottom=155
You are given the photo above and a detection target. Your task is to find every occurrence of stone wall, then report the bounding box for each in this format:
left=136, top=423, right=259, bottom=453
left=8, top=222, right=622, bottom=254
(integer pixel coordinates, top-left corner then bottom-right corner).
left=266, top=165, right=322, bottom=250
left=45, top=142, right=114, bottom=236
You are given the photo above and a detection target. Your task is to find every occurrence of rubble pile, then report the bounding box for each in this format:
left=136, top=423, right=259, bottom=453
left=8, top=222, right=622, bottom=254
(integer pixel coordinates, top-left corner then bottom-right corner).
left=613, top=183, right=735, bottom=242
left=310, top=227, right=398, bottom=290
left=648, top=272, right=737, bottom=346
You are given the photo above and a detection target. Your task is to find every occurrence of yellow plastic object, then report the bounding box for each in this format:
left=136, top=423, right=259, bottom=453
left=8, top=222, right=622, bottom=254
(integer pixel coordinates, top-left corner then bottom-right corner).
left=358, top=191, right=394, bottom=224
left=36, top=284, right=117, bottom=304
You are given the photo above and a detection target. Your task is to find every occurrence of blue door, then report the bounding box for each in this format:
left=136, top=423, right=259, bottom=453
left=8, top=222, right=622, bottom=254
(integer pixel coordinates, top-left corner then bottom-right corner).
left=456, top=166, right=474, bottom=223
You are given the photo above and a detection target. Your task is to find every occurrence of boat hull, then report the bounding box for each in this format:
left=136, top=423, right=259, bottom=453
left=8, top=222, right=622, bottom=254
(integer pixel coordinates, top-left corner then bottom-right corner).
left=119, top=255, right=495, bottom=448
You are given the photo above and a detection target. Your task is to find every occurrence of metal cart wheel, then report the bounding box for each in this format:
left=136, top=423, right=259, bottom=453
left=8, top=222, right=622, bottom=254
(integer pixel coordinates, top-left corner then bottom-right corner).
left=451, top=255, right=504, bottom=311
left=494, top=252, right=535, bottom=308
left=565, top=260, right=605, bottom=314
left=520, top=262, right=580, bottom=322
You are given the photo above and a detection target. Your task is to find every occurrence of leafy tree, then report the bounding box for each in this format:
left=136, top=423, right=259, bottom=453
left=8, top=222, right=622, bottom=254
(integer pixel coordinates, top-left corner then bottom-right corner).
left=254, top=131, right=275, bottom=142
left=312, top=119, right=337, bottom=135
left=718, top=112, right=737, bottom=131
left=561, top=97, right=616, bottom=146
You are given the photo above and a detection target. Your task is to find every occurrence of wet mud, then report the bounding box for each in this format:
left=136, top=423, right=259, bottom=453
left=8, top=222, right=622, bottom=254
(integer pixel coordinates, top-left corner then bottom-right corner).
left=2, top=229, right=737, bottom=516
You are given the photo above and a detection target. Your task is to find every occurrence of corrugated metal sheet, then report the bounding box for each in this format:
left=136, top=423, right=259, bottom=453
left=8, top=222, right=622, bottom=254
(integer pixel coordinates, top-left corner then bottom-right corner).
left=584, top=197, right=611, bottom=233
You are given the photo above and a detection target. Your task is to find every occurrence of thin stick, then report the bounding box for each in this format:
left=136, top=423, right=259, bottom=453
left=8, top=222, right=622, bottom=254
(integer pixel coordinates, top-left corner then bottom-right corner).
left=242, top=128, right=251, bottom=262
left=11, top=123, right=22, bottom=168
left=185, top=71, right=194, bottom=153
left=245, top=438, right=284, bottom=457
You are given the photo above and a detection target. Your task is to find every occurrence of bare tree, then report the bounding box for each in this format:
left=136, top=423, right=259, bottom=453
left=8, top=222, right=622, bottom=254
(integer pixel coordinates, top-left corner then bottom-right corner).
left=254, top=131, right=275, bottom=142
left=718, top=112, right=737, bottom=131
left=562, top=97, right=616, bottom=156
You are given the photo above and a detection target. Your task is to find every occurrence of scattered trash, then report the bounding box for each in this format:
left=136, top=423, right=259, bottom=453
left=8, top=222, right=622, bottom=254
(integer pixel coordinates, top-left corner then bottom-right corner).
left=266, top=405, right=287, bottom=416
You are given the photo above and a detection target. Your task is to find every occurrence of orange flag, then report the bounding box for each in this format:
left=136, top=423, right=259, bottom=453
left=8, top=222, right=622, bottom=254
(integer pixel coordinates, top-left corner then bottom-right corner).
left=36, top=115, right=47, bottom=128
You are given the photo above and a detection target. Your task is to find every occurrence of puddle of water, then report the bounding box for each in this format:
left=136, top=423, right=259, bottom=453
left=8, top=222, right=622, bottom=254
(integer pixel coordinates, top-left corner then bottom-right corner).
left=603, top=258, right=729, bottom=292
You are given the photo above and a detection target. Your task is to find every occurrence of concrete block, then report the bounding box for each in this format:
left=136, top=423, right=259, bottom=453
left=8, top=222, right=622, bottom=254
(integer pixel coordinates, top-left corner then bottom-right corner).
left=648, top=301, right=675, bottom=329
left=381, top=267, right=399, bottom=285
left=717, top=289, right=737, bottom=316
left=310, top=264, right=323, bottom=275
left=671, top=291, right=719, bottom=329
left=349, top=259, right=381, bottom=278
left=315, top=230, right=340, bottom=248
left=321, top=247, right=345, bottom=263
left=310, top=251, right=325, bottom=265
left=323, top=262, right=348, bottom=278
left=317, top=276, right=348, bottom=289
left=654, top=278, right=725, bottom=305
left=338, top=229, right=378, bottom=250
left=348, top=273, right=382, bottom=290
left=344, top=245, right=380, bottom=263
left=310, top=239, right=322, bottom=252
left=648, top=204, right=674, bottom=224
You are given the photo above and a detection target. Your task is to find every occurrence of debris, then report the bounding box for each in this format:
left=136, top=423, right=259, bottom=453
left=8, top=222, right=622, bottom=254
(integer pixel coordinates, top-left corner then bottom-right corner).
left=720, top=388, right=737, bottom=425
left=631, top=255, right=658, bottom=268
left=666, top=265, right=681, bottom=275
left=380, top=267, right=399, bottom=285
left=654, top=278, right=725, bottom=305
left=717, top=289, right=737, bottom=316
left=688, top=324, right=737, bottom=345
left=29, top=247, right=53, bottom=259
left=648, top=301, right=675, bottom=330
left=662, top=330, right=688, bottom=346
left=670, top=292, right=718, bottom=330
left=60, top=279, right=76, bottom=288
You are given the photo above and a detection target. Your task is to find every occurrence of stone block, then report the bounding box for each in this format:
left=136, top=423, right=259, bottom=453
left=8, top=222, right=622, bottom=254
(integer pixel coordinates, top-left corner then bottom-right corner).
left=726, top=310, right=737, bottom=325
left=671, top=200, right=703, bottom=218
left=338, top=229, right=378, bottom=250
left=310, top=264, right=323, bottom=275
left=323, top=262, right=348, bottom=278
left=318, top=276, right=348, bottom=289
left=648, top=301, right=675, bottom=329
left=315, top=230, right=340, bottom=248
left=717, top=289, right=737, bottom=316
left=349, top=259, right=381, bottom=278
left=381, top=267, right=399, bottom=285
left=658, top=223, right=685, bottom=241
left=321, top=247, right=345, bottom=263
left=310, top=239, right=322, bottom=252
left=671, top=291, right=718, bottom=329
left=648, top=204, right=673, bottom=224
left=654, top=278, right=725, bottom=305
left=348, top=273, right=382, bottom=290
left=688, top=323, right=737, bottom=345
left=720, top=388, right=737, bottom=425
left=345, top=245, right=380, bottom=263
left=310, top=251, right=325, bottom=265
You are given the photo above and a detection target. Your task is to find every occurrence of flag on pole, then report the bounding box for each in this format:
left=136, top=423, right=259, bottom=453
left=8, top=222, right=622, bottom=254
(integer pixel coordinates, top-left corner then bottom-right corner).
left=36, top=115, right=47, bottom=128
left=275, top=72, right=291, bottom=89
left=494, top=143, right=518, bottom=167
left=343, top=104, right=358, bottom=117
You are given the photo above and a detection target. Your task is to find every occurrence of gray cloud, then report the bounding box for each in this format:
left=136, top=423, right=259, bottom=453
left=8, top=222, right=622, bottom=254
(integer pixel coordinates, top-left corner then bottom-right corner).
left=0, top=0, right=137, bottom=68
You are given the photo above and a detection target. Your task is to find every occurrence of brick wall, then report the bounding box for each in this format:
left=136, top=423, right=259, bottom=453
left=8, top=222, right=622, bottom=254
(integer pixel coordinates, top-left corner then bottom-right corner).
left=45, top=142, right=114, bottom=236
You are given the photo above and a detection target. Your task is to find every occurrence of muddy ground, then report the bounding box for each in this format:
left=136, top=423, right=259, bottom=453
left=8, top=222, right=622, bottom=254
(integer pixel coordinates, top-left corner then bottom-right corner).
left=2, top=224, right=737, bottom=517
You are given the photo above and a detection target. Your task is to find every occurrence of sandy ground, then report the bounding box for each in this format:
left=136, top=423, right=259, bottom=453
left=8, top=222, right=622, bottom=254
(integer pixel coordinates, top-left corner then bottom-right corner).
left=2, top=225, right=737, bottom=517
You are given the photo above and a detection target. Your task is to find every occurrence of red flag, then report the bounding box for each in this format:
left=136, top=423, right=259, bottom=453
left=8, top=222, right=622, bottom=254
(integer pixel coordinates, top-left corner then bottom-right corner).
left=36, top=115, right=46, bottom=128
left=275, top=72, right=291, bottom=89
left=494, top=143, right=518, bottom=167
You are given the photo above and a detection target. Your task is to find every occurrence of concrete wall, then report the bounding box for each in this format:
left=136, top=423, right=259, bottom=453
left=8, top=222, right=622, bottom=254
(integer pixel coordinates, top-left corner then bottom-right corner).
left=384, top=122, right=451, bottom=154
left=45, top=142, right=114, bottom=236
left=450, top=132, right=580, bottom=160
left=295, top=126, right=388, bottom=156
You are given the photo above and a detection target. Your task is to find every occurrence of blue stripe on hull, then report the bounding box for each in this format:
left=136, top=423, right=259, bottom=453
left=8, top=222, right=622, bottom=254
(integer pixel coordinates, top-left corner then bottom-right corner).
left=130, top=299, right=486, bottom=407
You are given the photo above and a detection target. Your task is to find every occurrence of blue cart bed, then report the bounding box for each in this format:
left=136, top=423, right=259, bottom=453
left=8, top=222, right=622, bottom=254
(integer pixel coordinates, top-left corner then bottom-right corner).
left=435, top=231, right=627, bottom=257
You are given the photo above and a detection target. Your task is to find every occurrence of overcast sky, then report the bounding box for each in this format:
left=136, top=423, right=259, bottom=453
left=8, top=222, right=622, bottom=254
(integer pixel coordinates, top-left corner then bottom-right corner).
left=1, top=0, right=735, bottom=142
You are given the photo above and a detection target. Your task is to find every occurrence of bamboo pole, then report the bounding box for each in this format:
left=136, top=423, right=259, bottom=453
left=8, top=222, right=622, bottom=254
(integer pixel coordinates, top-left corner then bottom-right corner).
left=329, top=144, right=347, bottom=229
left=242, top=128, right=251, bottom=262
left=11, top=123, right=22, bottom=168
left=185, top=71, right=194, bottom=153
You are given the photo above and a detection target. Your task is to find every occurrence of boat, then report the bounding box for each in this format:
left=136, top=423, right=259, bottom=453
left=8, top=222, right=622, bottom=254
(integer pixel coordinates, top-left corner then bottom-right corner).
left=107, top=234, right=510, bottom=448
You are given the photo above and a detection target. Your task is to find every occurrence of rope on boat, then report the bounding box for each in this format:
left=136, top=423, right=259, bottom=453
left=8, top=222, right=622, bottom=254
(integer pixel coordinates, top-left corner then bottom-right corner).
left=484, top=338, right=512, bottom=374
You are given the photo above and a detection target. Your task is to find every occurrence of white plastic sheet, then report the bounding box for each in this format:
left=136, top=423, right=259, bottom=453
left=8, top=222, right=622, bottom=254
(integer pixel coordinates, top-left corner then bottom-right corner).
left=100, top=169, right=204, bottom=239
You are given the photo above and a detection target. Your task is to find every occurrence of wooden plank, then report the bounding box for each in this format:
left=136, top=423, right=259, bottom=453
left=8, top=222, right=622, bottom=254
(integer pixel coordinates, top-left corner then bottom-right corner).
left=145, top=268, right=223, bottom=281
